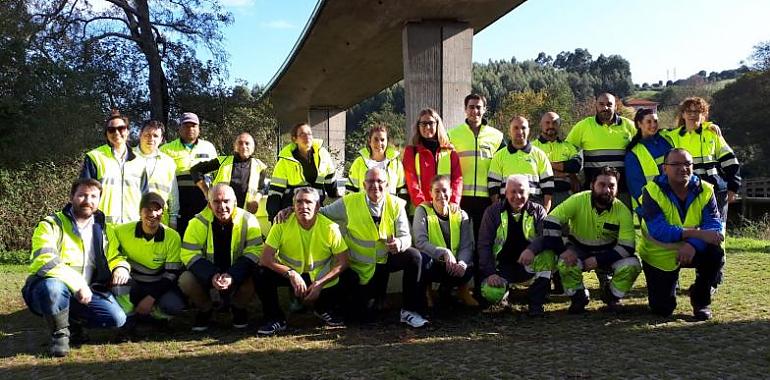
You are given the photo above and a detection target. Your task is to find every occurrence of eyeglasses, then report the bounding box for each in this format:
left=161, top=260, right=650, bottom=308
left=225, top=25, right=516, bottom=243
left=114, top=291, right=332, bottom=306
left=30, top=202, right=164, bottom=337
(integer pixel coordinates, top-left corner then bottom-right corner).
left=107, top=126, right=128, bottom=133
left=365, top=179, right=387, bottom=185
left=664, top=161, right=693, bottom=167
left=418, top=121, right=436, bottom=127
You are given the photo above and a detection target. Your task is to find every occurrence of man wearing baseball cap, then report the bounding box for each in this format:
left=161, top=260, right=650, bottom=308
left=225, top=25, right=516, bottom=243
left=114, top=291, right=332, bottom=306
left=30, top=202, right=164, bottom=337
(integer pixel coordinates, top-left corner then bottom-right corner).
left=160, top=112, right=218, bottom=234
left=107, top=192, right=185, bottom=332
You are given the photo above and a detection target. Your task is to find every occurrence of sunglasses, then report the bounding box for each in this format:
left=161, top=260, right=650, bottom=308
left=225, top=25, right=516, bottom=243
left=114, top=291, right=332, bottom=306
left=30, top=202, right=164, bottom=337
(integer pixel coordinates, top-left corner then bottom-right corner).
left=107, top=125, right=128, bottom=133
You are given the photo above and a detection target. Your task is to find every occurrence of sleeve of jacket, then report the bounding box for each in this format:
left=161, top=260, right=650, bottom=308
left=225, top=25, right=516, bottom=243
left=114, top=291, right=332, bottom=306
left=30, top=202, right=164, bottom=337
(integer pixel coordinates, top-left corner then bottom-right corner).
left=80, top=155, right=98, bottom=179
left=412, top=205, right=439, bottom=259
left=564, top=121, right=585, bottom=150
left=402, top=145, right=426, bottom=206
left=346, top=158, right=364, bottom=193
left=487, top=154, right=503, bottom=197
left=29, top=217, right=88, bottom=292
left=624, top=152, right=646, bottom=208
left=538, top=151, right=555, bottom=196
left=105, top=224, right=130, bottom=273
left=477, top=205, right=499, bottom=278
left=641, top=188, right=686, bottom=244
left=526, top=203, right=548, bottom=254
left=189, top=158, right=221, bottom=184
left=395, top=157, right=407, bottom=199
left=542, top=197, right=572, bottom=252
left=685, top=192, right=724, bottom=253
left=163, top=228, right=183, bottom=281
left=449, top=150, right=463, bottom=204
left=181, top=216, right=218, bottom=285
left=168, top=176, right=180, bottom=226
left=562, top=143, right=583, bottom=173
left=267, top=160, right=289, bottom=221
left=457, top=210, right=475, bottom=266
left=715, top=135, right=741, bottom=193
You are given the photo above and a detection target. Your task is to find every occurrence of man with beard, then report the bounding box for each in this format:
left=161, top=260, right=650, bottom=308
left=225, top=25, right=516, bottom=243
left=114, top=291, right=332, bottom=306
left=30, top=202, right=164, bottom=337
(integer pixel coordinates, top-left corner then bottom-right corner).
left=638, top=148, right=724, bottom=320
left=565, top=93, right=636, bottom=208
left=542, top=167, right=640, bottom=313
left=22, top=179, right=127, bottom=357
left=488, top=116, right=554, bottom=211
left=531, top=112, right=582, bottom=208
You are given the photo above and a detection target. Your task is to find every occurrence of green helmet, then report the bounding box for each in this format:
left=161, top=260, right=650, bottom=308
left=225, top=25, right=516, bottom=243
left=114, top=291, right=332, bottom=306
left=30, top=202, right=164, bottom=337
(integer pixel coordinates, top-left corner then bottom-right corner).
left=481, top=282, right=509, bottom=304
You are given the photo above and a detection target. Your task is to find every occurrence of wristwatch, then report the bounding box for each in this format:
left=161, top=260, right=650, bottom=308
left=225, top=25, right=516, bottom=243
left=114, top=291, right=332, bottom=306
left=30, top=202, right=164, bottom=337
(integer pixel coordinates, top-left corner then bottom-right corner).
left=284, top=268, right=295, bottom=278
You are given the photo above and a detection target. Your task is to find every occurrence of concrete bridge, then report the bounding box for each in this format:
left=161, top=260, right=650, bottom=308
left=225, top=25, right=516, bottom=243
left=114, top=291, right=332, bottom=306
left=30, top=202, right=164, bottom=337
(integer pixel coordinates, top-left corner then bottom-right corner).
left=264, top=0, right=526, bottom=162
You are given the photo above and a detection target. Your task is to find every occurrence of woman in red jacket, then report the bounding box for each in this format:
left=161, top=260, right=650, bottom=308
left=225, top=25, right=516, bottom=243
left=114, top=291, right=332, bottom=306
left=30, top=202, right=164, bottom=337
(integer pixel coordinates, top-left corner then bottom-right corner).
left=403, top=108, right=462, bottom=212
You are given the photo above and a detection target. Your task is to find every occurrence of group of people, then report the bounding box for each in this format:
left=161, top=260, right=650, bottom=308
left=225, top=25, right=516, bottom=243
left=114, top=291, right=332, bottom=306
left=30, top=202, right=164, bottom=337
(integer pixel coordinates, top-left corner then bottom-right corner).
left=21, top=92, right=740, bottom=357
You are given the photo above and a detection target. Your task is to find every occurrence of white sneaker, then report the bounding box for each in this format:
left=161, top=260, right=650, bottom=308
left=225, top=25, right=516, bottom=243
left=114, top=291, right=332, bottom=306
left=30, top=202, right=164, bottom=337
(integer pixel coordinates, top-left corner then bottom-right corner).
left=400, top=309, right=429, bottom=328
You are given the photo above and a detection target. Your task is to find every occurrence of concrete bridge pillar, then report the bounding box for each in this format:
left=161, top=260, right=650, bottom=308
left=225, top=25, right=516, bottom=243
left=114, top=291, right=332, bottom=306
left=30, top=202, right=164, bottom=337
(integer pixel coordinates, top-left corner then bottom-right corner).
left=308, top=107, right=346, bottom=170
left=402, top=21, right=473, bottom=133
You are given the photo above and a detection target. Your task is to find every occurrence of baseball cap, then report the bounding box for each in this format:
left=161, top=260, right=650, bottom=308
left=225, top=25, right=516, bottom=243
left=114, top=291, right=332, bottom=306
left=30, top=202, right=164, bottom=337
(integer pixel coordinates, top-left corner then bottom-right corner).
left=140, top=192, right=166, bottom=210
left=180, top=112, right=199, bottom=125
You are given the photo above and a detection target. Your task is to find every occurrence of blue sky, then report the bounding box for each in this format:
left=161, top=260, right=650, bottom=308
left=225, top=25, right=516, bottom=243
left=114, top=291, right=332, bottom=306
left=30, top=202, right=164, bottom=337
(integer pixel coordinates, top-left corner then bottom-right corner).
left=219, top=0, right=770, bottom=87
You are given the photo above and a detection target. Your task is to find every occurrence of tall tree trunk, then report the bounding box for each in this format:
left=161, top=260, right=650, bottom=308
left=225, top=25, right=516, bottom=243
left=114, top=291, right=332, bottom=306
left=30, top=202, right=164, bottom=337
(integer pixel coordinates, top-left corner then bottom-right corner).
left=135, top=0, right=170, bottom=139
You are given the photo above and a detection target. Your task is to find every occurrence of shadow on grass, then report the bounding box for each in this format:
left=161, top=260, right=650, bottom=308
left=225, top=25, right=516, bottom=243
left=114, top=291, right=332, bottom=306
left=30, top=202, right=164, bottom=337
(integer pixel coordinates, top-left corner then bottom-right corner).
left=2, top=311, right=768, bottom=379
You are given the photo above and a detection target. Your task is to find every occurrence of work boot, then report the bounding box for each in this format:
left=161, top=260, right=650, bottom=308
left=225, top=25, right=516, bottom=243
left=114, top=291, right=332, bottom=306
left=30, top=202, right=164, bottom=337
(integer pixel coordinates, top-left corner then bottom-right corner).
left=69, top=320, right=90, bottom=345
left=528, top=304, right=545, bottom=317
left=600, top=282, right=622, bottom=312
left=44, top=310, right=70, bottom=357
left=568, top=289, right=589, bottom=314
left=527, top=278, right=550, bottom=317
left=693, top=306, right=713, bottom=321
left=456, top=284, right=480, bottom=307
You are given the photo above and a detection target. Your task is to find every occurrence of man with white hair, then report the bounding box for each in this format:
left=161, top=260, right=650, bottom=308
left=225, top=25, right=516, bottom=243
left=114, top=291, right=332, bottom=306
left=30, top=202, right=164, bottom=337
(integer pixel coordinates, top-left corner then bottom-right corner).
left=477, top=174, right=555, bottom=316
left=179, top=184, right=264, bottom=332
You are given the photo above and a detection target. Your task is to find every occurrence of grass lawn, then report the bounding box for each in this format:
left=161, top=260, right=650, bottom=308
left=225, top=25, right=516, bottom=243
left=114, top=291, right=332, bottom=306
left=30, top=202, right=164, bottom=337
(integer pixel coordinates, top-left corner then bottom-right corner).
left=1, top=238, right=768, bottom=379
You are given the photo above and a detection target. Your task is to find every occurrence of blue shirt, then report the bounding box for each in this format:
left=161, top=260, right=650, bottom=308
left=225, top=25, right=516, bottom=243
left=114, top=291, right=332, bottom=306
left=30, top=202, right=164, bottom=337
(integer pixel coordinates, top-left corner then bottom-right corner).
left=624, top=134, right=672, bottom=207
left=641, top=174, right=723, bottom=253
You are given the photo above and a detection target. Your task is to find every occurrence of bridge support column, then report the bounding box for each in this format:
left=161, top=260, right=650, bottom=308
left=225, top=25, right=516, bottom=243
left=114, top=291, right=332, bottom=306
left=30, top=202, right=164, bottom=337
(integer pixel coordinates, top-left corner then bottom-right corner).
left=402, top=21, right=472, bottom=133
left=308, top=107, right=346, bottom=170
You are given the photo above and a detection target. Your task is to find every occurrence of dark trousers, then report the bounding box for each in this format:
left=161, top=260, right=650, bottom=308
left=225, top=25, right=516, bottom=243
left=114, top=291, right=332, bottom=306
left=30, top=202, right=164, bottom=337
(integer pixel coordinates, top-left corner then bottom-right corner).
left=255, top=267, right=339, bottom=321
left=497, top=263, right=550, bottom=307
left=368, top=247, right=426, bottom=313
left=424, top=255, right=474, bottom=289
left=129, top=281, right=185, bottom=316
left=177, top=185, right=208, bottom=235
left=460, top=196, right=490, bottom=295
left=643, top=244, right=725, bottom=316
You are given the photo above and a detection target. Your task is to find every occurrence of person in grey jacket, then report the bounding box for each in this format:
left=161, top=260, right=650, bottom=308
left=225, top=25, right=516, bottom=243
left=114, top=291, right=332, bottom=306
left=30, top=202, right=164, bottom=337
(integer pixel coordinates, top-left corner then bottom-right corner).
left=412, top=175, right=477, bottom=307
left=477, top=175, right=556, bottom=316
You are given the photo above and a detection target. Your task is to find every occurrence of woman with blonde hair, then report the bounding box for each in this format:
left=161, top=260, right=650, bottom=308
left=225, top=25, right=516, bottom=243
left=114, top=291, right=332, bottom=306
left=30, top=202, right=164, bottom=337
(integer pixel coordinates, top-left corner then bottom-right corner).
left=402, top=108, right=462, bottom=210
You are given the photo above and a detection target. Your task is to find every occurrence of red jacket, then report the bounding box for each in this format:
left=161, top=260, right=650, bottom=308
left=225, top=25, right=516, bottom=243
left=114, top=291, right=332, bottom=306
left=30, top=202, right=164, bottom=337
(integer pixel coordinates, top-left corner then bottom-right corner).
left=403, top=143, right=462, bottom=206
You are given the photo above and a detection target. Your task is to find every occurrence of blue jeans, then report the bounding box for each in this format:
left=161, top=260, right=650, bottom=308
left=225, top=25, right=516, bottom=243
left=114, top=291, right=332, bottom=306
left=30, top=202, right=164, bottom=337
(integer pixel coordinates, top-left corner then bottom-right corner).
left=22, top=276, right=126, bottom=328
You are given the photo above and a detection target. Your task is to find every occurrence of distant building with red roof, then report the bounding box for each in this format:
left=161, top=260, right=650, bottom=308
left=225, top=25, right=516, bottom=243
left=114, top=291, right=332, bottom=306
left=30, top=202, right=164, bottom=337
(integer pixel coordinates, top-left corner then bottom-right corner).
left=624, top=98, right=659, bottom=113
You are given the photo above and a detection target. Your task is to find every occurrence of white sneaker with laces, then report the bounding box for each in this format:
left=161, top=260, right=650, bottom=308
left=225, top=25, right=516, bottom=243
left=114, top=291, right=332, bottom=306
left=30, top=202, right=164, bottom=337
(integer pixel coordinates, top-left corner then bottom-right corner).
left=400, top=309, right=429, bottom=328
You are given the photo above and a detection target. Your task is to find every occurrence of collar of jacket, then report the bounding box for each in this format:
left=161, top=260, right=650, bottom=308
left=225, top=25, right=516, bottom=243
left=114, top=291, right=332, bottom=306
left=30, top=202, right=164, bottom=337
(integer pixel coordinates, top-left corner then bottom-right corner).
left=62, top=203, right=106, bottom=235
left=594, top=113, right=621, bottom=126
left=653, top=173, right=703, bottom=196
left=506, top=141, right=532, bottom=154
left=133, top=221, right=166, bottom=242
left=678, top=125, right=704, bottom=136
left=537, top=135, right=562, bottom=143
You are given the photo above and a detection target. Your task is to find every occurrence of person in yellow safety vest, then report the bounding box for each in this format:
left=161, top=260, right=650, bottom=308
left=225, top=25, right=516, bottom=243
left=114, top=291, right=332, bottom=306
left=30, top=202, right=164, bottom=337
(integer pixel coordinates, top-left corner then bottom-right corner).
left=531, top=112, right=582, bottom=209
left=256, top=187, right=349, bottom=335
left=267, top=123, right=339, bottom=221
left=488, top=116, right=555, bottom=212
left=274, top=168, right=429, bottom=327
left=179, top=184, right=264, bottom=332
left=565, top=93, right=636, bottom=209
left=623, top=109, right=672, bottom=213
left=159, top=112, right=218, bottom=235
left=638, top=148, right=725, bottom=320
left=448, top=93, right=505, bottom=241
left=477, top=175, right=556, bottom=316
left=346, top=123, right=407, bottom=199
left=190, top=132, right=267, bottom=215
left=133, top=120, right=180, bottom=228
left=108, top=192, right=185, bottom=332
left=668, top=96, right=741, bottom=226
left=542, top=167, right=640, bottom=314
left=412, top=175, right=478, bottom=308
left=21, top=179, right=126, bottom=357
left=81, top=110, right=143, bottom=225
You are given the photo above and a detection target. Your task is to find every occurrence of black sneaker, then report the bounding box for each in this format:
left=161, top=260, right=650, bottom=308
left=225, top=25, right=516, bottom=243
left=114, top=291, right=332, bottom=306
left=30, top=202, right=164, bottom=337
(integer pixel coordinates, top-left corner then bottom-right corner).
left=192, top=310, right=212, bottom=332
left=314, top=311, right=345, bottom=327
left=257, top=320, right=287, bottom=336
left=693, top=306, right=713, bottom=321
left=231, top=307, right=249, bottom=329
left=568, top=289, right=589, bottom=314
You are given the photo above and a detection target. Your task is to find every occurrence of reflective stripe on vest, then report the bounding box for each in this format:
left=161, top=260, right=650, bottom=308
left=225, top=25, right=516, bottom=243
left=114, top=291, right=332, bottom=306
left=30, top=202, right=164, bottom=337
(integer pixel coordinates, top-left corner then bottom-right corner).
left=491, top=209, right=536, bottom=257
left=415, top=149, right=452, bottom=186
left=86, top=145, right=142, bottom=224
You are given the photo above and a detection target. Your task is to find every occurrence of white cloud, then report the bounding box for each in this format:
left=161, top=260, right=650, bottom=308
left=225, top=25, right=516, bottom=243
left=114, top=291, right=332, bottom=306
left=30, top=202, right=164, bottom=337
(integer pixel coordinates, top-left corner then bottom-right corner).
left=261, top=20, right=295, bottom=29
